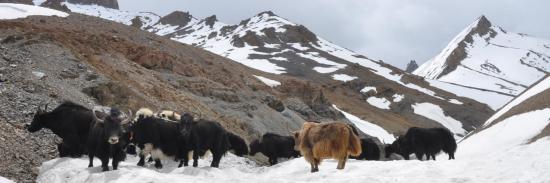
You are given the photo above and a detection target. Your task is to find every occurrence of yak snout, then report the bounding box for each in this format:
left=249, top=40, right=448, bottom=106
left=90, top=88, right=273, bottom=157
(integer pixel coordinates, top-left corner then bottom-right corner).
left=108, top=136, right=120, bottom=144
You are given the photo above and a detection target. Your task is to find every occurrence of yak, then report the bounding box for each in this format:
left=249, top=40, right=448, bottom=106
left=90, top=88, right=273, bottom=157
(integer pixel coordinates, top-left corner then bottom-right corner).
left=130, top=116, right=188, bottom=169
left=385, top=127, right=456, bottom=160
left=226, top=132, right=249, bottom=157
left=350, top=138, right=380, bottom=160
left=179, top=114, right=229, bottom=168
left=26, top=101, right=94, bottom=157
left=249, top=133, right=300, bottom=165
left=293, top=122, right=361, bottom=172
left=87, top=107, right=132, bottom=171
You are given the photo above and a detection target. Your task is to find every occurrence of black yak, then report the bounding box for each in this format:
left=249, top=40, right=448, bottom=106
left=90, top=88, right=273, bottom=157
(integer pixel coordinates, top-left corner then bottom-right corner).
left=179, top=114, right=229, bottom=168
left=249, top=133, right=300, bottom=165
left=226, top=132, right=249, bottom=157
left=87, top=107, right=132, bottom=171
left=26, top=101, right=94, bottom=157
left=350, top=138, right=380, bottom=160
left=130, top=116, right=188, bottom=169
left=385, top=127, right=456, bottom=160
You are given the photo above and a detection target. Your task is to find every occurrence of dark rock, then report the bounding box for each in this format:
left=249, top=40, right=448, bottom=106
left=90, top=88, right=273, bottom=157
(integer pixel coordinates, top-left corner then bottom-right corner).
left=40, top=0, right=71, bottom=12
left=67, top=0, right=119, bottom=9
left=405, top=60, right=418, bottom=73
left=158, top=11, right=192, bottom=27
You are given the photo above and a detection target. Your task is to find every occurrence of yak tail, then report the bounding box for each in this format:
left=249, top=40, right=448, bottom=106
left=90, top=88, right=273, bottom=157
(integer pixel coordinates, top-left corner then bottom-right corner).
left=347, top=126, right=362, bottom=156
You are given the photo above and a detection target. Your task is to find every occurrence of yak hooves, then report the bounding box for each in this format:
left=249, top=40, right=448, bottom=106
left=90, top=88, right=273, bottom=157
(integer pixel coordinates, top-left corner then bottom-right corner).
left=137, top=162, right=144, bottom=166
left=155, top=163, right=163, bottom=169
left=102, top=167, right=109, bottom=172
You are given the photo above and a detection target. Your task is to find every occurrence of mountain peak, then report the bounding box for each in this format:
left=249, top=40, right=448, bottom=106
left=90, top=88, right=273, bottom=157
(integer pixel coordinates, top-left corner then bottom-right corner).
left=204, top=15, right=218, bottom=28
left=257, top=11, right=277, bottom=17
left=474, top=15, right=492, bottom=30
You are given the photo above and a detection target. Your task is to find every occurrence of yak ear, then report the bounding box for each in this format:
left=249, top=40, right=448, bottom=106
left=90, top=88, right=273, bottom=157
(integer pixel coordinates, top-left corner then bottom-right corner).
left=44, top=104, right=48, bottom=111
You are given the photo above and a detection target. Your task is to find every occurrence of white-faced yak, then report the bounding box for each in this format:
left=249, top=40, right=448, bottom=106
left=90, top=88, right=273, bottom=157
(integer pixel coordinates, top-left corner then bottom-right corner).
left=87, top=107, right=132, bottom=171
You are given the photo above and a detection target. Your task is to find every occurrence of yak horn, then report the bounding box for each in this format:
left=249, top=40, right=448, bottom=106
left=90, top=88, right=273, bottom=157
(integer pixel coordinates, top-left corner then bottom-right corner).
left=44, top=104, right=48, bottom=111
left=121, top=110, right=133, bottom=125
left=92, top=109, right=104, bottom=123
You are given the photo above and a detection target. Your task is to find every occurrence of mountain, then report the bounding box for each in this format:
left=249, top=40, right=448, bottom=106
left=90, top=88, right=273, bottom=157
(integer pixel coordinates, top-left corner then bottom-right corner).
left=405, top=60, right=418, bottom=73
left=58, top=1, right=495, bottom=139
left=414, top=16, right=550, bottom=109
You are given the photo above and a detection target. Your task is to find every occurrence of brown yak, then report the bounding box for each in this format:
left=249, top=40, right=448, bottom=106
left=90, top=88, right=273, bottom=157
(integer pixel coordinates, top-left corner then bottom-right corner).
left=293, top=122, right=362, bottom=172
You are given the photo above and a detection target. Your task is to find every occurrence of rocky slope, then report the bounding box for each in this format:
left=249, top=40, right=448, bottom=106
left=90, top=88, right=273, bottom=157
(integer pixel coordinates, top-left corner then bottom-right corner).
left=414, top=16, right=550, bottom=109
left=57, top=1, right=495, bottom=137
left=0, top=8, right=344, bottom=181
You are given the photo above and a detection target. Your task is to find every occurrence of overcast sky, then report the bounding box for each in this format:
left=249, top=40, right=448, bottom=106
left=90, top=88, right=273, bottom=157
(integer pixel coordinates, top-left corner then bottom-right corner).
left=118, top=0, right=550, bottom=69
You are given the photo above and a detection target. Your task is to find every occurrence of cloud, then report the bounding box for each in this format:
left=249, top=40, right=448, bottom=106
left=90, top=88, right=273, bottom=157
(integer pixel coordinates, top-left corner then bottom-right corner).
left=118, top=0, right=550, bottom=69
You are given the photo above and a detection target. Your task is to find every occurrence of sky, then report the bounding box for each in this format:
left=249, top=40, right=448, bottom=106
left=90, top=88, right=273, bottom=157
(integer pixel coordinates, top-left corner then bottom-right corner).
left=118, top=0, right=550, bottom=69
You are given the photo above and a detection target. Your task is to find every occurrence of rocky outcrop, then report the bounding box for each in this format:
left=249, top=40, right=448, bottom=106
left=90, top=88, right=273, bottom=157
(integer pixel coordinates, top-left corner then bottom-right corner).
left=0, top=0, right=32, bottom=4
left=67, top=0, right=119, bottom=9
left=158, top=11, right=193, bottom=27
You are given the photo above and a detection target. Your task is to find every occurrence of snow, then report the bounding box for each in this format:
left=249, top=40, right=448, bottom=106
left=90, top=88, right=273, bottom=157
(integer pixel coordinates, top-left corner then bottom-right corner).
left=32, top=0, right=46, bottom=5
left=427, top=79, right=512, bottom=110
left=331, top=74, right=357, bottom=82
left=392, top=94, right=404, bottom=102
left=0, top=3, right=68, bottom=20
left=412, top=103, right=466, bottom=137
left=333, top=105, right=395, bottom=143
left=360, top=86, right=376, bottom=93
left=296, top=52, right=347, bottom=74
left=0, top=176, right=14, bottom=183
left=459, top=109, right=550, bottom=157
left=37, top=137, right=550, bottom=183
left=253, top=75, right=281, bottom=87
left=64, top=3, right=160, bottom=29
left=449, top=99, right=463, bottom=105
left=484, top=76, right=550, bottom=126
left=366, top=97, right=391, bottom=110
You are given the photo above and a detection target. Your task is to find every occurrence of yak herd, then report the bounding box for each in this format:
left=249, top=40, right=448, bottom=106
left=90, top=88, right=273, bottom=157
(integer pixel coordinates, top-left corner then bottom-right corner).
left=25, top=101, right=458, bottom=173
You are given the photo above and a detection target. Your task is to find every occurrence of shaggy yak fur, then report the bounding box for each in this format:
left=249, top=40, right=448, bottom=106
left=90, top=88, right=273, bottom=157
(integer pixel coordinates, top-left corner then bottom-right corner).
left=293, top=122, right=362, bottom=172
left=249, top=133, right=301, bottom=165
left=26, top=101, right=94, bottom=157
left=385, top=127, right=456, bottom=160
left=350, top=138, right=380, bottom=160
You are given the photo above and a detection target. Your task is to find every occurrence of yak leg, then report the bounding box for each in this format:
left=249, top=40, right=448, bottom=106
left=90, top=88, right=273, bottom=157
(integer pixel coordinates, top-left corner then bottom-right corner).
left=431, top=154, right=436, bottom=160
left=211, top=151, right=223, bottom=168
left=88, top=152, right=94, bottom=167
left=313, top=158, right=320, bottom=172
left=449, top=152, right=455, bottom=160
left=137, top=154, right=146, bottom=166
left=192, top=149, right=200, bottom=167
left=100, top=157, right=109, bottom=171
left=154, top=159, right=163, bottom=169
left=414, top=152, right=424, bottom=161
left=337, top=156, right=348, bottom=170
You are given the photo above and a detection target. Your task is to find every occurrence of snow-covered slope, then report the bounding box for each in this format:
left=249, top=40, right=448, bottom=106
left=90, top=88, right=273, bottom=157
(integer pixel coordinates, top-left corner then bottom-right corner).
left=415, top=16, right=550, bottom=109
left=0, top=3, right=68, bottom=20
left=37, top=138, right=550, bottom=183
left=459, top=75, right=550, bottom=156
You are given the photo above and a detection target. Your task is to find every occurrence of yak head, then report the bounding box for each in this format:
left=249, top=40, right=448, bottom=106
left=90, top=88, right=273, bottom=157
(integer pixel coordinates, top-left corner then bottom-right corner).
left=385, top=136, right=410, bottom=159
left=248, top=139, right=262, bottom=156
left=178, top=113, right=195, bottom=137
left=292, top=130, right=302, bottom=151
left=26, top=104, right=49, bottom=132
left=94, top=107, right=132, bottom=145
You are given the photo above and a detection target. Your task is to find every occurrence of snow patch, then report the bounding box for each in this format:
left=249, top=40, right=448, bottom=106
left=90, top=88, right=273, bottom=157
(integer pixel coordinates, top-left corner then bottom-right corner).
left=0, top=3, right=68, bottom=20
left=366, top=97, right=391, bottom=110
left=254, top=75, right=281, bottom=87
left=360, top=86, right=377, bottom=93
left=0, top=176, right=15, bottom=183
left=460, top=109, right=550, bottom=157
left=449, top=99, right=463, bottom=105
left=412, top=103, right=466, bottom=137
left=392, top=94, right=404, bottom=102
left=32, top=71, right=45, bottom=79
left=331, top=74, right=357, bottom=82
left=333, top=105, right=395, bottom=143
